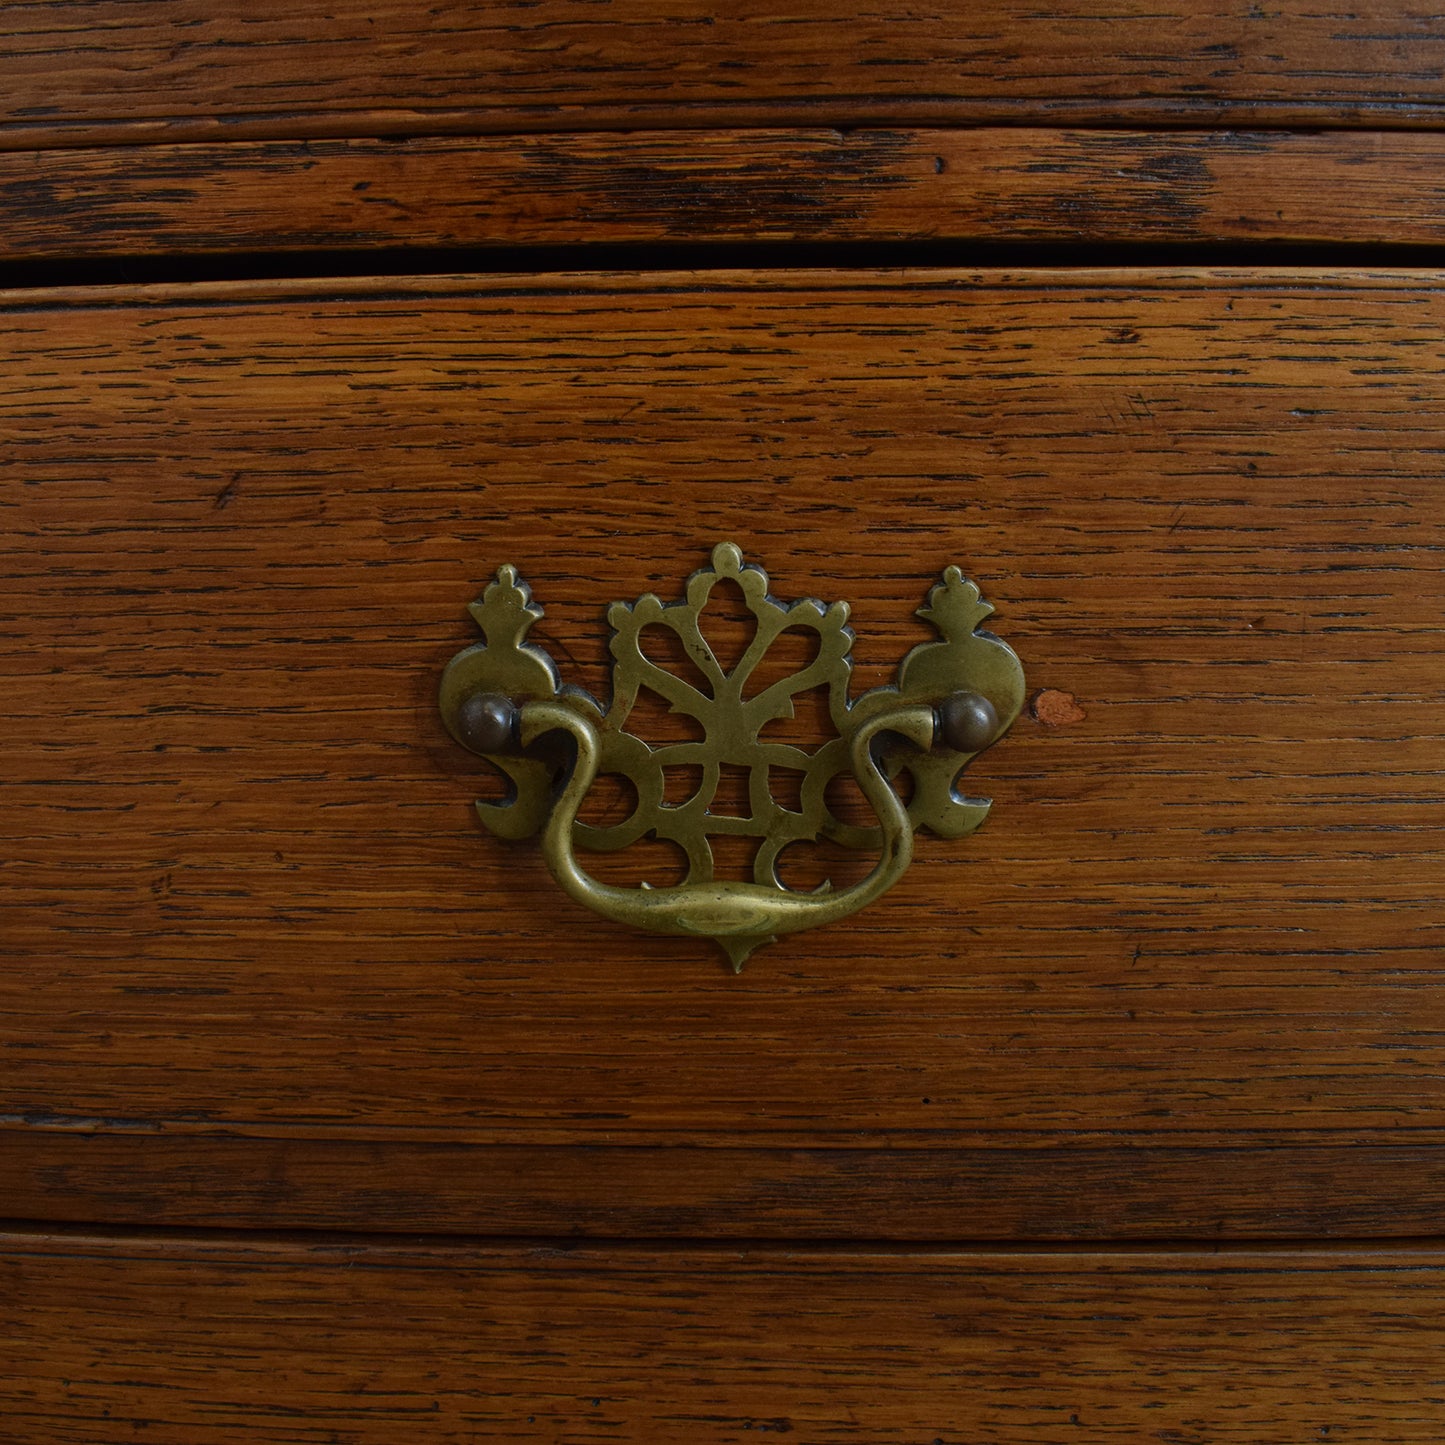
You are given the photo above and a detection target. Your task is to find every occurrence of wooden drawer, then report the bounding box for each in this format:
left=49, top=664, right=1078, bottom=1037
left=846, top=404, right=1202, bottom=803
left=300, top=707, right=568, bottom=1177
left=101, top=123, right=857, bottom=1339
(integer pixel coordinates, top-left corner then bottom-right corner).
left=6, top=10, right=1445, bottom=1416
left=4, top=1232, right=1442, bottom=1444
left=3, top=266, right=1442, bottom=1241
left=9, top=1, right=1445, bottom=145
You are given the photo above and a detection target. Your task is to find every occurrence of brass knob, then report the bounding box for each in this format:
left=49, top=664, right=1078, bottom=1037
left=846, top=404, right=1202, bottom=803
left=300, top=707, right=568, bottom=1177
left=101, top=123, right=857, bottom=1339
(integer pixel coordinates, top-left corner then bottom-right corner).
left=455, top=692, right=519, bottom=755
left=937, top=690, right=1000, bottom=753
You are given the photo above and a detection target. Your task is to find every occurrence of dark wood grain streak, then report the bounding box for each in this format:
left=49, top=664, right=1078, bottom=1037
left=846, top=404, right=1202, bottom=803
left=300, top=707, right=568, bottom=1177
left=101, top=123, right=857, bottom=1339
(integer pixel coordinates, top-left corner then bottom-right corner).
left=15, top=128, right=1445, bottom=262
left=8, top=3, right=1445, bottom=149
left=4, top=1230, right=1445, bottom=1443
left=9, top=1133, right=1445, bottom=1239
left=2, top=269, right=1443, bottom=1237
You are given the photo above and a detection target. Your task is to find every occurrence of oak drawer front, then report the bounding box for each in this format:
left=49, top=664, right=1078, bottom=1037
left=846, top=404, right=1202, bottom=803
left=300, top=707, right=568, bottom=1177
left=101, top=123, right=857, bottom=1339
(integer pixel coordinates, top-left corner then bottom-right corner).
left=2, top=268, right=1442, bottom=1233
left=4, top=1231, right=1442, bottom=1445
left=6, top=2, right=1445, bottom=147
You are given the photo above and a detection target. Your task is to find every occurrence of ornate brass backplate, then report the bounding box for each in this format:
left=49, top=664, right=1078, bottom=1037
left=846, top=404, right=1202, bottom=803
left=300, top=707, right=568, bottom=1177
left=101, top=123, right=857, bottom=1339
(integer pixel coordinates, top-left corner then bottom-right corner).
left=439, top=543, right=1024, bottom=969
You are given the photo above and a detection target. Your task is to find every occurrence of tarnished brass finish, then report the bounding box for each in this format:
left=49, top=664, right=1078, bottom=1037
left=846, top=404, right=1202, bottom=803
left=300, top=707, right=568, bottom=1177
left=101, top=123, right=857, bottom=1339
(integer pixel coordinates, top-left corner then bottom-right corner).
left=440, top=543, right=1024, bottom=969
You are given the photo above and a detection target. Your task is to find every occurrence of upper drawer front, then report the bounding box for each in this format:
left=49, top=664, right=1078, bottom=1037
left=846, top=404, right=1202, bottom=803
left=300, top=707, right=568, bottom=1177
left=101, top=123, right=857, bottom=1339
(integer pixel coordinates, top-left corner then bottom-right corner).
left=6, top=3, right=1445, bottom=146
left=13, top=129, right=1445, bottom=263
left=3, top=269, right=1442, bottom=1231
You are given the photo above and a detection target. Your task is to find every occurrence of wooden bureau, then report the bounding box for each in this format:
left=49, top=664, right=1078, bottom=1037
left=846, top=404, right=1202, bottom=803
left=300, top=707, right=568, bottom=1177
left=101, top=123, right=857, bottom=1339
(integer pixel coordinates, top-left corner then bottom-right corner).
left=2, top=7, right=1444, bottom=1442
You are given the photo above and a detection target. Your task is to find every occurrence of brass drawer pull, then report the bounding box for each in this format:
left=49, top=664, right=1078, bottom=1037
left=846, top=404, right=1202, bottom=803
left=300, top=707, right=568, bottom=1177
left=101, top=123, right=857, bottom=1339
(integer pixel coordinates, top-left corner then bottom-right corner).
left=440, top=543, right=1023, bottom=969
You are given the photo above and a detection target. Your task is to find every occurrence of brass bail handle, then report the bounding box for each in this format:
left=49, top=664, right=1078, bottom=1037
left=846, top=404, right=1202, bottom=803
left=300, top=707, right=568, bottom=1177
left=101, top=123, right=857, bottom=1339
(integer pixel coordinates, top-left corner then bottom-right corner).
left=439, top=543, right=1025, bottom=970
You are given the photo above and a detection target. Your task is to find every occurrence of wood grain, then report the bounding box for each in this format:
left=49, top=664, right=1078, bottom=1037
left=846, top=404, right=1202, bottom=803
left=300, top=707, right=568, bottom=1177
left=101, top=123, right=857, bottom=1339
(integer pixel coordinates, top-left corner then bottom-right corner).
left=9, top=1133, right=1445, bottom=1239
left=4, top=1230, right=1445, bottom=1443
left=13, top=127, right=1445, bottom=262
left=7, top=3, right=1445, bottom=149
left=2, top=269, right=1443, bottom=1234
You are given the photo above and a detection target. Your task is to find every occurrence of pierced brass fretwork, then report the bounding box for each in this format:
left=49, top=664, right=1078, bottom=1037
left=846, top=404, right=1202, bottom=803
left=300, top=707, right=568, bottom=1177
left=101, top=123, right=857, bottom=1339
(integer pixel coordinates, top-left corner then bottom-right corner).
left=439, top=542, right=1024, bottom=970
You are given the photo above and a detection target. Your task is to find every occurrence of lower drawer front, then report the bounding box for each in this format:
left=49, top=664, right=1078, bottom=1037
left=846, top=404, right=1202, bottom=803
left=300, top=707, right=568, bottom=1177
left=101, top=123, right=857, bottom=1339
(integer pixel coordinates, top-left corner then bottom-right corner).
left=3, top=1232, right=1439, bottom=1444
left=2, top=268, right=1443, bottom=1234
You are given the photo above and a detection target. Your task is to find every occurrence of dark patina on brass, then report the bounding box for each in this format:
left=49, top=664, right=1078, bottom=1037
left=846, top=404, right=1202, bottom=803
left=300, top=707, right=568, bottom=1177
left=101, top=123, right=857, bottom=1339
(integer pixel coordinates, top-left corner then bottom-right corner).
left=440, top=543, right=1024, bottom=969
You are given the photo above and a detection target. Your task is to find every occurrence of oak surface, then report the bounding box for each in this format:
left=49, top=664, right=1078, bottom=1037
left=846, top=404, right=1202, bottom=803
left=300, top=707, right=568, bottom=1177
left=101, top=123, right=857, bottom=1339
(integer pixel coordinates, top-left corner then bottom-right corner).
left=2, top=268, right=1443, bottom=1231
left=8, top=5, right=1445, bottom=1425
left=9, top=1134, right=1445, bottom=1239
left=6, top=3, right=1445, bottom=148
left=14, top=127, right=1445, bottom=262
left=4, top=1230, right=1444, bottom=1443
